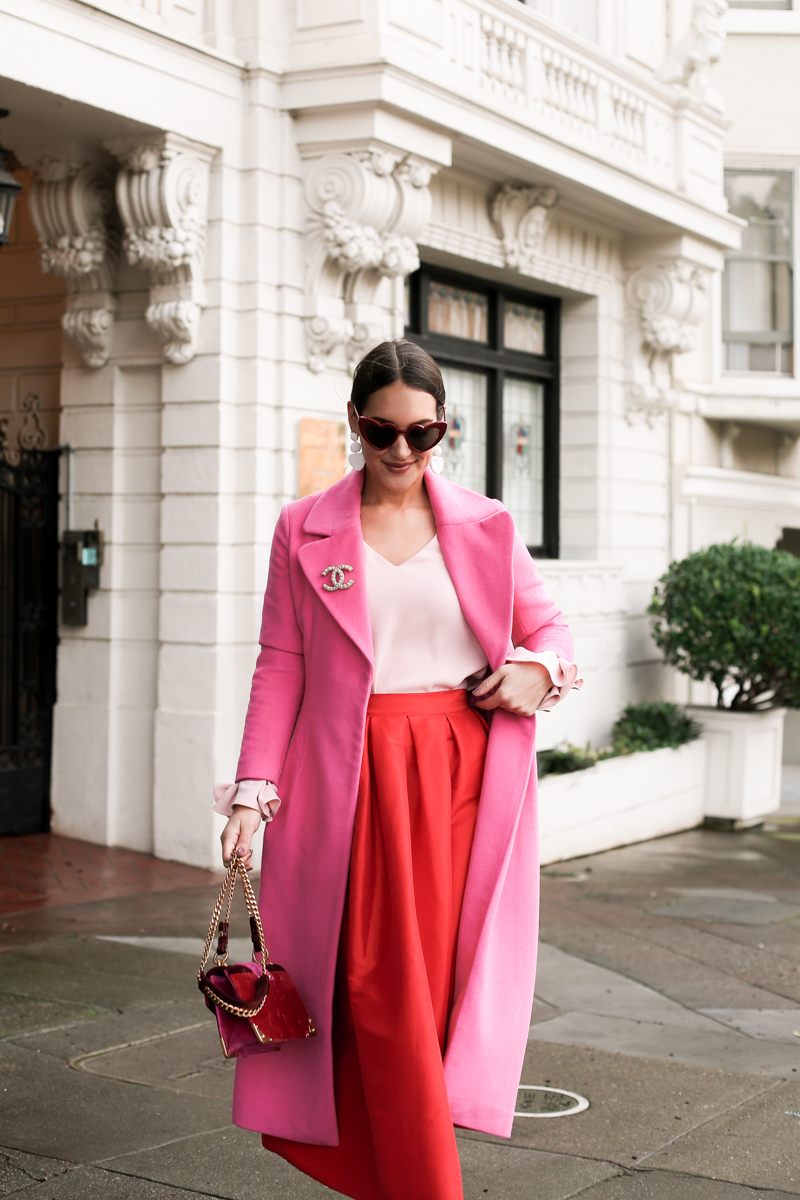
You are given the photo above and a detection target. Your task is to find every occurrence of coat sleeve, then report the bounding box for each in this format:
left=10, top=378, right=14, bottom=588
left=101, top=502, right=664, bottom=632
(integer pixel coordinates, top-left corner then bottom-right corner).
left=235, top=506, right=306, bottom=783
left=510, top=531, right=574, bottom=661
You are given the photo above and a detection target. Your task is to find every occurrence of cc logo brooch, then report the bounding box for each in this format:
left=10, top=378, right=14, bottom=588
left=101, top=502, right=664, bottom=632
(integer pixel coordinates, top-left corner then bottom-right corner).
left=322, top=564, right=354, bottom=592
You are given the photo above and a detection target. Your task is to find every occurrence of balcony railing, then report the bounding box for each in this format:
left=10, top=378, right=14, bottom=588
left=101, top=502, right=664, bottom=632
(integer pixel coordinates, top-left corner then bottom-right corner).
left=435, top=0, right=724, bottom=206
left=73, top=0, right=728, bottom=213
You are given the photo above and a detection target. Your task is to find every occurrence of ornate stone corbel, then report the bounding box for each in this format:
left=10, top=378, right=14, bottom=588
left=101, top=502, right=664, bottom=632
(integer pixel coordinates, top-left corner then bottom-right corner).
left=658, top=0, right=728, bottom=112
left=625, top=261, right=708, bottom=425
left=29, top=159, right=119, bottom=369
left=106, top=134, right=214, bottom=365
left=491, top=183, right=558, bottom=273
left=306, top=315, right=355, bottom=374
left=347, top=321, right=390, bottom=372
left=303, top=150, right=437, bottom=373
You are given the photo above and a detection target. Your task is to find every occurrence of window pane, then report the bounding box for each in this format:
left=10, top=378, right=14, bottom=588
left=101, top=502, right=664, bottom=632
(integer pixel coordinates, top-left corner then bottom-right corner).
left=725, top=260, right=792, bottom=335
left=439, top=366, right=487, bottom=494
left=503, top=378, right=544, bottom=548
left=723, top=171, right=793, bottom=373
left=725, top=173, right=791, bottom=257
left=725, top=342, right=792, bottom=374
left=748, top=344, right=780, bottom=371
left=428, top=282, right=488, bottom=343
left=504, top=301, right=546, bottom=354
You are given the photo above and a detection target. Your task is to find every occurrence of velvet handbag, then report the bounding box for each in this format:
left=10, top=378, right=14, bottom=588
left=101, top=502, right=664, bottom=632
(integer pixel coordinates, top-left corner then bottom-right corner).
left=197, top=850, right=316, bottom=1059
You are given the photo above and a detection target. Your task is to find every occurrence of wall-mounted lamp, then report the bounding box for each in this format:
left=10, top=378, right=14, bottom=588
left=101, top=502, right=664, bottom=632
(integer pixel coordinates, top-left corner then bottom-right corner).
left=0, top=110, right=22, bottom=248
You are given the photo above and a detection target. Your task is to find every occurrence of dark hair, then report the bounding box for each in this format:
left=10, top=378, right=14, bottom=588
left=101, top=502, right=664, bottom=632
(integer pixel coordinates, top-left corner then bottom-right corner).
left=351, top=339, right=446, bottom=416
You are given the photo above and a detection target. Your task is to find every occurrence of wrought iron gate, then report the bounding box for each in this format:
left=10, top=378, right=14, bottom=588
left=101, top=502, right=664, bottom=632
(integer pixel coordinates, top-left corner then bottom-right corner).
left=0, top=450, right=59, bottom=836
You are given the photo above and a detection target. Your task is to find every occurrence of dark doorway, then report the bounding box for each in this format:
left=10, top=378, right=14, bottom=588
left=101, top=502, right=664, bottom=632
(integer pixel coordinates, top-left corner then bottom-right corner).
left=776, top=527, right=800, bottom=558
left=0, top=450, right=59, bottom=835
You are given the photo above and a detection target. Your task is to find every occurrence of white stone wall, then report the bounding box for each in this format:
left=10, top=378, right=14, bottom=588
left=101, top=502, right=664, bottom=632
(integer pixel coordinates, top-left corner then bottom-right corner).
left=0, top=0, right=758, bottom=866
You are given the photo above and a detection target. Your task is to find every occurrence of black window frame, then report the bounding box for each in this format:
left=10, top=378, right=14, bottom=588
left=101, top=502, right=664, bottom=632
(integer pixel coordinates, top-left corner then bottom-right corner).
left=405, top=265, right=560, bottom=558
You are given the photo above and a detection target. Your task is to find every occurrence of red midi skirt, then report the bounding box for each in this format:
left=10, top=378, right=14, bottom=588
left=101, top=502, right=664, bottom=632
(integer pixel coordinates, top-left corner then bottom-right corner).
left=263, top=689, right=488, bottom=1200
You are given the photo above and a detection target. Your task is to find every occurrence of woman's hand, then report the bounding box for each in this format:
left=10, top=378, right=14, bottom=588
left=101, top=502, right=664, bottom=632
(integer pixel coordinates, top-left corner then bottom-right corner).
left=220, top=805, right=262, bottom=870
left=473, top=662, right=551, bottom=717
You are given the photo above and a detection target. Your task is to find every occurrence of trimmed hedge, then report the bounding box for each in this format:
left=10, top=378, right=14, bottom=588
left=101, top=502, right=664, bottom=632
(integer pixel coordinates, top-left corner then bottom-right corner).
left=648, top=541, right=800, bottom=710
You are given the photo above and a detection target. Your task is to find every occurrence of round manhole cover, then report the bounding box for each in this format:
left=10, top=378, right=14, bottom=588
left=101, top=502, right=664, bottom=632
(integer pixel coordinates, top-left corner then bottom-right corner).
left=515, top=1085, right=589, bottom=1118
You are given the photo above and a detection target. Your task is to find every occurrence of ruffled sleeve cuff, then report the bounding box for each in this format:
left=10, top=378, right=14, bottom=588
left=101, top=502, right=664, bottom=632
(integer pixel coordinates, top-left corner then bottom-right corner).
left=212, top=780, right=281, bottom=821
left=505, top=648, right=584, bottom=712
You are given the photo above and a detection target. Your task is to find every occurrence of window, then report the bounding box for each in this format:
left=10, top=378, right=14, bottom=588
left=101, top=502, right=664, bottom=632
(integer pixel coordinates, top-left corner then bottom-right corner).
left=723, top=171, right=793, bottom=374
left=406, top=268, right=559, bottom=556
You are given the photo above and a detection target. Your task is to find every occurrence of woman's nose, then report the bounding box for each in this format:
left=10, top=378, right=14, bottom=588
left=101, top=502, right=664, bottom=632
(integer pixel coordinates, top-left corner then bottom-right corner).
left=390, top=433, right=414, bottom=458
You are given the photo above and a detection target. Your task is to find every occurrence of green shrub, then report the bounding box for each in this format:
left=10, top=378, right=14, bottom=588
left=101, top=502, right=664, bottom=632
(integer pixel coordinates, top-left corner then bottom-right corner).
left=648, top=541, right=800, bottom=710
left=611, top=702, right=700, bottom=755
left=538, top=703, right=700, bottom=778
left=536, top=745, right=598, bottom=778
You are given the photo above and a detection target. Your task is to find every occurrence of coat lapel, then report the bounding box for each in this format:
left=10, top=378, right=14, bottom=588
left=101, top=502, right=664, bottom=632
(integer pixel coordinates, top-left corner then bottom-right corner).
left=298, top=471, right=373, bottom=668
left=298, top=468, right=514, bottom=673
left=425, top=471, right=515, bottom=671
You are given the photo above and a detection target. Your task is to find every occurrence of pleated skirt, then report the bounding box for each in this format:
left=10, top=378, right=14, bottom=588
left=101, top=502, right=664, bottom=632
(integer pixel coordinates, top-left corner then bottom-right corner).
left=262, top=688, right=488, bottom=1200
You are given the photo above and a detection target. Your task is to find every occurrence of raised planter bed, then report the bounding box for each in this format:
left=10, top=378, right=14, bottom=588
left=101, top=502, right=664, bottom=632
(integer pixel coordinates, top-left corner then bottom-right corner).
left=538, top=739, right=708, bottom=865
left=687, top=706, right=785, bottom=827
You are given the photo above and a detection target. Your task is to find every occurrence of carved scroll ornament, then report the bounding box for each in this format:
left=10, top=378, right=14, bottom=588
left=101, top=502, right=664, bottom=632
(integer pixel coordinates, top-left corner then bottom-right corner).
left=303, top=150, right=436, bottom=372
left=491, top=183, right=558, bottom=274
left=107, top=135, right=213, bottom=365
left=625, top=261, right=708, bottom=424
left=29, top=159, right=119, bottom=369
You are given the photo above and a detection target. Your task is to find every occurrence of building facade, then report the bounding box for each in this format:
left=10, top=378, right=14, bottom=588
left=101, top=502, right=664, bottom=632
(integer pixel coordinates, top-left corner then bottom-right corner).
left=2, top=0, right=791, bottom=868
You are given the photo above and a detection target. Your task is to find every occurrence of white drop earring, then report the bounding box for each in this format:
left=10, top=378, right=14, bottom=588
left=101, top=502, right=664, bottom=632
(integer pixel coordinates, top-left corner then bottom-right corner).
left=430, top=442, right=444, bottom=474
left=348, top=428, right=365, bottom=470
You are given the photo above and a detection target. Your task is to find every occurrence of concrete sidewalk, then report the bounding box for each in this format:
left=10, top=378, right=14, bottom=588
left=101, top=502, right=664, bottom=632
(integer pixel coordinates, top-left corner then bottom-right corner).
left=1, top=806, right=799, bottom=1199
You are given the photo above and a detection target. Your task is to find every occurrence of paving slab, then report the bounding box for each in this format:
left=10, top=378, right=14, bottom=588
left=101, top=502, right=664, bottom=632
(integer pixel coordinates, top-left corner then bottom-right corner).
left=459, top=1043, right=770, bottom=1167
left=572, top=1170, right=794, bottom=1198
left=0, top=1145, right=69, bottom=1195
left=104, top=1124, right=620, bottom=1200
left=105, top=1126, right=346, bottom=1199
left=699, top=1008, right=800, bottom=1044
left=4, top=997, right=214, bottom=1063
left=528, top=1010, right=800, bottom=1076
left=641, top=1078, right=800, bottom=1193
left=96, top=936, right=254, bottom=961
left=0, top=941, right=193, bottom=1012
left=0, top=993, right=97, bottom=1040
left=457, top=1141, right=620, bottom=1199
left=0, top=1040, right=230, bottom=1163
left=79, top=1022, right=235, bottom=1102
left=646, top=889, right=800, bottom=926
left=5, top=1165, right=228, bottom=1198
left=536, top=944, right=738, bottom=1033
left=0, top=885, right=247, bottom=948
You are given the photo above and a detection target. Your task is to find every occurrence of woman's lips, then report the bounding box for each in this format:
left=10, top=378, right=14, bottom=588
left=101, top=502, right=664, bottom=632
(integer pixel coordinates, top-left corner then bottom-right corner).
left=384, top=461, right=413, bottom=472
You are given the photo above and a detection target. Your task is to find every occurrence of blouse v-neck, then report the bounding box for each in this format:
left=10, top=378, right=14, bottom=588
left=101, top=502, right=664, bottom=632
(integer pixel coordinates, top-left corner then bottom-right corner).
left=362, top=535, right=438, bottom=569
left=362, top=535, right=488, bottom=694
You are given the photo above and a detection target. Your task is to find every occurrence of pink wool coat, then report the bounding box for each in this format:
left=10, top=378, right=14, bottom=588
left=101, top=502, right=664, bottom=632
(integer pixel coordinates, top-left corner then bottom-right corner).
left=232, top=468, right=574, bottom=1143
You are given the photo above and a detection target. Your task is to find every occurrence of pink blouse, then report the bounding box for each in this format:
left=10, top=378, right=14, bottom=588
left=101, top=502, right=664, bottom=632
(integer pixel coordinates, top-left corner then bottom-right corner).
left=214, top=536, right=581, bottom=820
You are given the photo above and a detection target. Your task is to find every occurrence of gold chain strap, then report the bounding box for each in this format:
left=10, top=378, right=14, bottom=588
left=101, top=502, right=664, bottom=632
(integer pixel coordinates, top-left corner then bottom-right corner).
left=197, top=852, right=271, bottom=1019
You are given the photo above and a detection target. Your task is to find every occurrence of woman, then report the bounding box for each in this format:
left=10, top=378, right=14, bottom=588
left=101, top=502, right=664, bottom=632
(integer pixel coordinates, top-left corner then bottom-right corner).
left=213, top=340, right=580, bottom=1200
